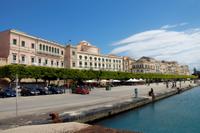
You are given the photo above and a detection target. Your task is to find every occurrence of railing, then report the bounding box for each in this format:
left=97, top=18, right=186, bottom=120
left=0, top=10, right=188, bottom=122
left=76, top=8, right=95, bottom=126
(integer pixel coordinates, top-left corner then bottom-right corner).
left=11, top=60, right=17, bottom=64
left=36, top=49, right=62, bottom=57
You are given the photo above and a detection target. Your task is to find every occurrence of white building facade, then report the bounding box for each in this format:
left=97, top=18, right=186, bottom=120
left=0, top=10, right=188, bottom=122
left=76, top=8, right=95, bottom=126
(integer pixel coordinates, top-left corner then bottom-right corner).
left=65, top=41, right=123, bottom=71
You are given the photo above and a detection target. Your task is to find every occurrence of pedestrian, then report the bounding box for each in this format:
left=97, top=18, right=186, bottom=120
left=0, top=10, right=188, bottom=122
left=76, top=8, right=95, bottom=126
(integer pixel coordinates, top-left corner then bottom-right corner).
left=177, top=87, right=181, bottom=94
left=134, top=88, right=138, bottom=98
left=151, top=88, right=155, bottom=100
left=148, top=88, right=154, bottom=96
left=149, top=88, right=155, bottom=100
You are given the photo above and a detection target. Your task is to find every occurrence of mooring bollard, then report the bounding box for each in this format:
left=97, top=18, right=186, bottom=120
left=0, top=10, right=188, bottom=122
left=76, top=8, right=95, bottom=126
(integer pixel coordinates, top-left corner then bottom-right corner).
left=49, top=112, right=62, bottom=123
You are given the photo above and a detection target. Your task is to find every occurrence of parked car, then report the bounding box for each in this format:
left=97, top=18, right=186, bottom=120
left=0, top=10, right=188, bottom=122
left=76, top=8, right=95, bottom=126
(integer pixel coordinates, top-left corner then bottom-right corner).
left=0, top=88, right=16, bottom=98
left=48, top=86, right=64, bottom=94
left=20, top=86, right=40, bottom=96
left=74, top=86, right=89, bottom=94
left=36, top=87, right=49, bottom=95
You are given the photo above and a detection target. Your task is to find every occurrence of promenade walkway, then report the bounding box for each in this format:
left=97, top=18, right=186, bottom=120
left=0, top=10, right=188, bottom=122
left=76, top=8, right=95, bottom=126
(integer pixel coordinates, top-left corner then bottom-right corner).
left=0, top=81, right=195, bottom=129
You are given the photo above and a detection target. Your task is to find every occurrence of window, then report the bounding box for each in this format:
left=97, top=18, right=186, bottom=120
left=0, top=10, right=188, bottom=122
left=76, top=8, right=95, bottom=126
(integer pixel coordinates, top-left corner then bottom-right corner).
left=98, top=58, right=101, bottom=61
left=31, top=43, right=35, bottom=49
left=102, top=58, right=104, bottom=62
left=113, top=60, right=115, bottom=63
left=12, top=54, right=16, bottom=61
left=57, top=49, right=59, bottom=54
left=61, top=62, right=64, bottom=67
left=109, top=59, right=111, bottom=62
left=94, top=57, right=97, bottom=61
left=90, top=62, right=92, bottom=67
left=31, top=57, right=35, bottom=63
left=21, top=41, right=25, bottom=47
left=13, top=39, right=17, bottom=45
left=95, top=63, right=97, bottom=67
left=72, top=51, right=75, bottom=55
left=85, top=56, right=87, bottom=60
left=38, top=58, right=41, bottom=64
left=43, top=45, right=45, bottom=51
left=52, top=47, right=54, bottom=53
left=99, top=63, right=101, bottom=67
left=106, top=59, right=108, bottom=62
left=45, top=59, right=48, bottom=65
left=51, top=60, right=53, bottom=66
left=57, top=61, right=59, bottom=66
left=21, top=55, right=25, bottom=62
left=102, top=64, right=105, bottom=67
left=39, top=44, right=42, bottom=50
left=46, top=46, right=48, bottom=51
left=79, top=61, right=82, bottom=67
left=79, top=55, right=82, bottom=59
left=90, top=57, right=92, bottom=60
left=61, top=50, right=64, bottom=55
left=49, top=46, right=51, bottom=52
left=85, top=62, right=87, bottom=67
left=73, top=62, right=76, bottom=67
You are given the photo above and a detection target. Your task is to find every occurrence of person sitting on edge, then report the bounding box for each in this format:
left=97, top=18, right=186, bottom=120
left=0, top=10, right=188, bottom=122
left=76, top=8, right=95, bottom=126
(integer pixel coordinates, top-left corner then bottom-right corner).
left=149, top=88, right=155, bottom=100
left=177, top=87, right=181, bottom=94
left=149, top=88, right=154, bottom=96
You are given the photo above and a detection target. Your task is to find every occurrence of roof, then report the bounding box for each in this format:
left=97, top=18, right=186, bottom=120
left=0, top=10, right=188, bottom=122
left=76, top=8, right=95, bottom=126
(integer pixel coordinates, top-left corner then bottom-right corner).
left=9, top=29, right=65, bottom=48
left=136, top=56, right=156, bottom=62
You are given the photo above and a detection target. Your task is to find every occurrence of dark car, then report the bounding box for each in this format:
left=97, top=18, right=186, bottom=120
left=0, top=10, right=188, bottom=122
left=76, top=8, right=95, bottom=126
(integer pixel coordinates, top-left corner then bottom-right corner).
left=36, top=87, right=49, bottom=95
left=48, top=86, right=64, bottom=94
left=74, top=86, right=89, bottom=95
left=0, top=88, right=16, bottom=98
left=20, top=86, right=40, bottom=96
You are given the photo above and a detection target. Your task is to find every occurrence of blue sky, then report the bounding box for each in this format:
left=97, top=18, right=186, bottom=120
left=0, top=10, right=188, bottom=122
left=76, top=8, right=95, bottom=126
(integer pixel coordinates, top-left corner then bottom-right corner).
left=1, top=0, right=200, bottom=69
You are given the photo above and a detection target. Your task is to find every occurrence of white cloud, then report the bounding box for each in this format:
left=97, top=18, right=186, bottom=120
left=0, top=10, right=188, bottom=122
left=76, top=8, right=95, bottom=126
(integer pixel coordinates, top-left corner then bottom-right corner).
left=160, top=22, right=188, bottom=29
left=110, top=24, right=200, bottom=71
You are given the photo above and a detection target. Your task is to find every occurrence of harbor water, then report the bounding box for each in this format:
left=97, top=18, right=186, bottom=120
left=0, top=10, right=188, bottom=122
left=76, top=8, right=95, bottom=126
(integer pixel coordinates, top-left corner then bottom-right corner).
left=94, top=86, right=200, bottom=133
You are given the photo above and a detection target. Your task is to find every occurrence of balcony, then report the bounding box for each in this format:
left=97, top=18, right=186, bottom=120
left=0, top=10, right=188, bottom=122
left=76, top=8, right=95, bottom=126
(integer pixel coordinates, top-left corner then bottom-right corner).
left=20, top=61, right=27, bottom=65
left=11, top=60, right=17, bottom=64
left=36, top=49, right=62, bottom=57
left=31, top=62, right=38, bottom=66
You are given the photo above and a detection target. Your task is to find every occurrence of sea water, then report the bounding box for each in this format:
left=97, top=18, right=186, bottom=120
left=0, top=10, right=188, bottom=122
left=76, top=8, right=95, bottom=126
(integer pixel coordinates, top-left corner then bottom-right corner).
left=94, top=86, right=200, bottom=133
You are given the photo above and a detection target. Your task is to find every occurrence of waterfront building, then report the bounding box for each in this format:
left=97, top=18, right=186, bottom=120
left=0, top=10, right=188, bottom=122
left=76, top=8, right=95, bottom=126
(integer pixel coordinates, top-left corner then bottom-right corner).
left=132, top=56, right=160, bottom=73
left=65, top=41, right=123, bottom=71
left=0, top=29, right=190, bottom=75
left=0, top=29, right=65, bottom=68
left=123, top=56, right=135, bottom=72
left=179, top=65, right=190, bottom=75
left=132, top=56, right=190, bottom=75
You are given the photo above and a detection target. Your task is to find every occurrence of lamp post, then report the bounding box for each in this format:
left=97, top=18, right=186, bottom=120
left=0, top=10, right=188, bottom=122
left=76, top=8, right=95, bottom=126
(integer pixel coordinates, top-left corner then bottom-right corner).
left=15, top=74, right=19, bottom=127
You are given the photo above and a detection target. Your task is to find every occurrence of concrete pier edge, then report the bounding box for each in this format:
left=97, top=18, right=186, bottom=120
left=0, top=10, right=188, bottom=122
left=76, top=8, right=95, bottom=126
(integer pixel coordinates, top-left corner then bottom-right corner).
left=50, top=84, right=199, bottom=124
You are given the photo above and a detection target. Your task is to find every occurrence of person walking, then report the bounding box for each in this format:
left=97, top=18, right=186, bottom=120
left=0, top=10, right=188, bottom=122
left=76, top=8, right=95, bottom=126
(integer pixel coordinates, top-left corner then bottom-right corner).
left=134, top=88, right=138, bottom=98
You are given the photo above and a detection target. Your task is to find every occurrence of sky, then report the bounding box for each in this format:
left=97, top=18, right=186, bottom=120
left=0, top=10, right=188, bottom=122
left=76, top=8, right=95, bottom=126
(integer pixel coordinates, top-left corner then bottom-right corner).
left=1, top=0, right=200, bottom=70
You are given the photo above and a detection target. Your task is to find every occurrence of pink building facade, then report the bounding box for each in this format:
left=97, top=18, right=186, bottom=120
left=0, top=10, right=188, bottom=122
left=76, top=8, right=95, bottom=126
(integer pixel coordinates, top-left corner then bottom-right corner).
left=0, top=29, right=65, bottom=68
left=0, top=29, right=190, bottom=75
